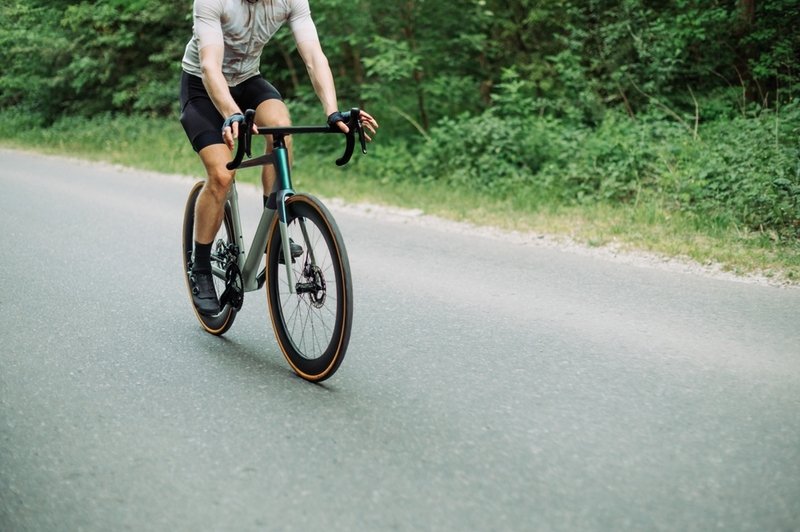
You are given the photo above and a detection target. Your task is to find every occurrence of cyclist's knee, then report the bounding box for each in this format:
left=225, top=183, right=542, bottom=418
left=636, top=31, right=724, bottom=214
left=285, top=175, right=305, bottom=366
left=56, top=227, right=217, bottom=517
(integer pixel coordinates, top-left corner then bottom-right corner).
left=256, top=99, right=291, bottom=127
left=198, top=144, right=235, bottom=199
left=205, top=166, right=234, bottom=198
left=263, top=112, right=291, bottom=128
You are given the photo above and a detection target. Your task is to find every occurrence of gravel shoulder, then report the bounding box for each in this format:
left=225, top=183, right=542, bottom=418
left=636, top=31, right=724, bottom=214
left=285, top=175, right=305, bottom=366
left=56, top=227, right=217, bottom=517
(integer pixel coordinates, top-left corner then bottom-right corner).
left=324, top=198, right=797, bottom=289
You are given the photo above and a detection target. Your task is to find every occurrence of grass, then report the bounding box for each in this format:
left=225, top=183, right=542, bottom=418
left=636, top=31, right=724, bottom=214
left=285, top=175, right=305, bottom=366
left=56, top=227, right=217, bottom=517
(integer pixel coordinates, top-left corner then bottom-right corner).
left=2, top=113, right=797, bottom=284
left=291, top=149, right=799, bottom=283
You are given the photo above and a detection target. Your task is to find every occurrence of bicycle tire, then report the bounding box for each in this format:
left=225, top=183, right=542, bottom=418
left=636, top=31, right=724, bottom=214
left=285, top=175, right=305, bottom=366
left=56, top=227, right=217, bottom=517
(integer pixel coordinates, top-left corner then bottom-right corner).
left=265, top=194, right=353, bottom=382
left=182, top=181, right=237, bottom=336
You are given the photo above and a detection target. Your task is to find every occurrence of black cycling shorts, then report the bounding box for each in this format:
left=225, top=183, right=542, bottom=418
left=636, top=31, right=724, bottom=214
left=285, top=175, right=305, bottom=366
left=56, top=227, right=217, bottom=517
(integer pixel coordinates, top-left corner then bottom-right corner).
left=179, top=71, right=282, bottom=153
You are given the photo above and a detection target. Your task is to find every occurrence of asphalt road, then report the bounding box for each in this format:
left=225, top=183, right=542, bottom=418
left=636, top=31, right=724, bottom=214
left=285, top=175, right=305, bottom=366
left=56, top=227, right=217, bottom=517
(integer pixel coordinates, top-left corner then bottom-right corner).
left=1, top=148, right=799, bottom=531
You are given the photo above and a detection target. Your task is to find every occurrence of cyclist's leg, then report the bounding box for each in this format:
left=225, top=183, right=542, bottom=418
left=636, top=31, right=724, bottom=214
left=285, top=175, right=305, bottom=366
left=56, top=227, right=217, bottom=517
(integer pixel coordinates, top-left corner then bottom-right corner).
left=179, top=72, right=233, bottom=246
left=194, top=145, right=235, bottom=244
left=255, top=99, right=293, bottom=197
left=239, top=81, right=302, bottom=258
left=253, top=99, right=304, bottom=260
left=185, top=145, right=233, bottom=316
left=230, top=75, right=288, bottom=198
left=182, top=180, right=238, bottom=333
left=179, top=74, right=234, bottom=316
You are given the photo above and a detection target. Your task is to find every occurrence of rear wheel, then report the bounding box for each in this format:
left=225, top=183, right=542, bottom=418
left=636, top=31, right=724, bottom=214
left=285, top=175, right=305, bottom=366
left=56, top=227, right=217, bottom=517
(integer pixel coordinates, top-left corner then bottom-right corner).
left=266, top=194, right=352, bottom=382
left=182, top=181, right=237, bottom=335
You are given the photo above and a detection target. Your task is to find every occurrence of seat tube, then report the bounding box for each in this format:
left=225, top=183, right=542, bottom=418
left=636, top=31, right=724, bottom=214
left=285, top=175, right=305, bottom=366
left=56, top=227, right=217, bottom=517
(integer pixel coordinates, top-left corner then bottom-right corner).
left=226, top=181, right=246, bottom=270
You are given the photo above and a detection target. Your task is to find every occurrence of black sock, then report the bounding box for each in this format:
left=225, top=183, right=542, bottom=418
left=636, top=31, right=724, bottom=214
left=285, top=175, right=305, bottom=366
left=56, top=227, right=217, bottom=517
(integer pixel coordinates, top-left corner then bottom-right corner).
left=193, top=241, right=213, bottom=274
left=264, top=193, right=277, bottom=210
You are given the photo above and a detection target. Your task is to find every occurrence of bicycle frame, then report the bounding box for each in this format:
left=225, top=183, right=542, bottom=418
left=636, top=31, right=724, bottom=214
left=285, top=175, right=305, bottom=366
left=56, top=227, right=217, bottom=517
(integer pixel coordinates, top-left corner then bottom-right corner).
left=211, top=141, right=297, bottom=294
left=211, top=108, right=366, bottom=296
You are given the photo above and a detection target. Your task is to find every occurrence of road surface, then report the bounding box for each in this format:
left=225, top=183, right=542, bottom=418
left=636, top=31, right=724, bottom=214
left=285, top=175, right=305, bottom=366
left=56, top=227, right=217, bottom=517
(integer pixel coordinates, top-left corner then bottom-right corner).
left=1, top=149, right=798, bottom=531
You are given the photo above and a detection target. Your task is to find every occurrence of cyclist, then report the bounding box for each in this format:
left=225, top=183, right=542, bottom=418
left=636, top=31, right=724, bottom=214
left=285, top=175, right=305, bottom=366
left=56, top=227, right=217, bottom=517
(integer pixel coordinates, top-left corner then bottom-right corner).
left=180, top=0, right=378, bottom=316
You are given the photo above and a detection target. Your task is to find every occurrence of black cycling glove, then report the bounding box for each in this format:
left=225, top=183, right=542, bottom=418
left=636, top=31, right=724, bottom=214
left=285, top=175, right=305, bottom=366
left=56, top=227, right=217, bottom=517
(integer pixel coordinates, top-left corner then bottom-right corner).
left=222, top=113, right=245, bottom=133
left=327, top=111, right=346, bottom=129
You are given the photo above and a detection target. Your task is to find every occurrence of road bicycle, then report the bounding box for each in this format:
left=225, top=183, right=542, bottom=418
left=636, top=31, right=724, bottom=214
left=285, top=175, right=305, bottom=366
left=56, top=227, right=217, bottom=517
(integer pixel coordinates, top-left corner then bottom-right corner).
left=182, top=108, right=367, bottom=382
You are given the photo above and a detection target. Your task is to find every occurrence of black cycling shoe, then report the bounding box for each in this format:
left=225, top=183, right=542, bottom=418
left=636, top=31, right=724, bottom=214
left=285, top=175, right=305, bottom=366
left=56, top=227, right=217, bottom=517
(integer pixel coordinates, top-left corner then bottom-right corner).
left=278, top=238, right=304, bottom=264
left=190, top=271, right=221, bottom=316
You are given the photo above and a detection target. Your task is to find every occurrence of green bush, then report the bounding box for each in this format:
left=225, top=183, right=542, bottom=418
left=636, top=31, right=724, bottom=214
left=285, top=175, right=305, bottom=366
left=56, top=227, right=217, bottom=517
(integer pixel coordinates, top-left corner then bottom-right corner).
left=411, top=110, right=555, bottom=195
left=381, top=97, right=799, bottom=240
left=538, top=113, right=673, bottom=204
left=669, top=101, right=800, bottom=238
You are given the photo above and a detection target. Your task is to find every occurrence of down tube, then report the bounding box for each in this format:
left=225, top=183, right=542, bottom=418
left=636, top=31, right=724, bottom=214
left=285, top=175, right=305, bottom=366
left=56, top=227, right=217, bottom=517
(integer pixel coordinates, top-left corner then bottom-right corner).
left=242, top=206, right=277, bottom=292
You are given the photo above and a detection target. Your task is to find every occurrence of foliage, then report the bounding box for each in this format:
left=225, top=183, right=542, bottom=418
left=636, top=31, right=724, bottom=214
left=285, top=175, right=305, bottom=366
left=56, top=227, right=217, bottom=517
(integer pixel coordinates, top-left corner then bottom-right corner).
left=671, top=102, right=800, bottom=238
left=0, top=0, right=188, bottom=121
left=0, top=2, right=69, bottom=120
left=0, top=0, right=798, bottom=240
left=395, top=82, right=800, bottom=239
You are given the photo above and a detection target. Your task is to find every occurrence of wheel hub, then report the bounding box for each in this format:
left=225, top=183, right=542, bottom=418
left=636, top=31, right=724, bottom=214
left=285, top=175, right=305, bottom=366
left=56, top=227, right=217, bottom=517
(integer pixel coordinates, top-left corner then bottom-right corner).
left=295, top=265, right=326, bottom=308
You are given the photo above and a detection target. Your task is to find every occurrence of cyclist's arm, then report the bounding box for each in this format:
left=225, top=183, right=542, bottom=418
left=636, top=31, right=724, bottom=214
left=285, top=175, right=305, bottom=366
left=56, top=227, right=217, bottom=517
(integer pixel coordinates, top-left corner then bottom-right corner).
left=199, top=45, right=241, bottom=120
left=199, top=46, right=239, bottom=116
left=194, top=0, right=244, bottom=149
left=193, top=0, right=238, bottom=117
left=296, top=40, right=344, bottom=130
left=200, top=45, right=247, bottom=150
left=296, top=38, right=380, bottom=140
left=289, top=0, right=346, bottom=133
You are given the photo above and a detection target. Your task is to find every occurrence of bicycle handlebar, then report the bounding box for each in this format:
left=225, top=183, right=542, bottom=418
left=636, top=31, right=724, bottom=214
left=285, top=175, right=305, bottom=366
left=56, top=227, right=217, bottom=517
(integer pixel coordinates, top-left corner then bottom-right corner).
left=226, top=108, right=366, bottom=171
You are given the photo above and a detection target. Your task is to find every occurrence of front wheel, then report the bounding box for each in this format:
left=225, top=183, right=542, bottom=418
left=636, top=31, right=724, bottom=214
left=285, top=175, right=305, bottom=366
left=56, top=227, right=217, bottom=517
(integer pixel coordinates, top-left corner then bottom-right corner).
left=266, top=194, right=353, bottom=382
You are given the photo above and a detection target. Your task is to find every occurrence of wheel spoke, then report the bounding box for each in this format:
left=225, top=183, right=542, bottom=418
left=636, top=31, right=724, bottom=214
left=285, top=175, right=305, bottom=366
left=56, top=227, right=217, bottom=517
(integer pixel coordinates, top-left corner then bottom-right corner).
left=279, top=220, right=334, bottom=358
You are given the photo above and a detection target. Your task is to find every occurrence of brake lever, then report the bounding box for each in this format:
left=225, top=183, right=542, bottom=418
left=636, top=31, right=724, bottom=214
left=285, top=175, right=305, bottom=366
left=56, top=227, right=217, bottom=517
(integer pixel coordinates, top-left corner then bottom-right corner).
left=226, top=109, right=256, bottom=170
left=356, top=116, right=367, bottom=155
left=335, top=129, right=355, bottom=167
left=335, top=108, right=363, bottom=166
left=244, top=109, right=255, bottom=158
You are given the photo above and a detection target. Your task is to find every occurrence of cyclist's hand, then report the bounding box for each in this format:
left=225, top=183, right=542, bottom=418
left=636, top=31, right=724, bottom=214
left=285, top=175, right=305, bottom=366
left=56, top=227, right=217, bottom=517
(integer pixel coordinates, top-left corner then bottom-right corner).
left=222, top=113, right=245, bottom=151
left=327, top=110, right=380, bottom=141
left=359, top=110, right=379, bottom=142
left=221, top=113, right=258, bottom=151
left=327, top=111, right=349, bottom=134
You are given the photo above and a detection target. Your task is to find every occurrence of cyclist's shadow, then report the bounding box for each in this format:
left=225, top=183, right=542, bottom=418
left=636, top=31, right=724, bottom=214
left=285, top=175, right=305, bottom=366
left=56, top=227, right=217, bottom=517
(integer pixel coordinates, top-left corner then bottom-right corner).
left=201, top=332, right=337, bottom=390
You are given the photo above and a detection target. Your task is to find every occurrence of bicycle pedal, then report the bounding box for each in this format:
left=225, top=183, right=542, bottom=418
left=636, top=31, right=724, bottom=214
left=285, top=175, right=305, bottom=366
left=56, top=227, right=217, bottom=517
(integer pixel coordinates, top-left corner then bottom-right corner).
left=277, top=239, right=304, bottom=264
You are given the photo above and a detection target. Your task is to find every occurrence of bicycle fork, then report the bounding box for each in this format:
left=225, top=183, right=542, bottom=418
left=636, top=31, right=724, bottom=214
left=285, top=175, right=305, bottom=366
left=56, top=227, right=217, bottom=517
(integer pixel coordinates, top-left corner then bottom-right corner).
left=273, top=145, right=297, bottom=295
left=275, top=191, right=296, bottom=295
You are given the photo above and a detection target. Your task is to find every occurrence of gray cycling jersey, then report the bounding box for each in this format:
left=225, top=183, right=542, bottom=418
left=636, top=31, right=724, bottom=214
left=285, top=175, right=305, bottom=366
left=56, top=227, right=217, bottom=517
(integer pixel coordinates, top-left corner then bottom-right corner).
left=182, top=0, right=319, bottom=86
